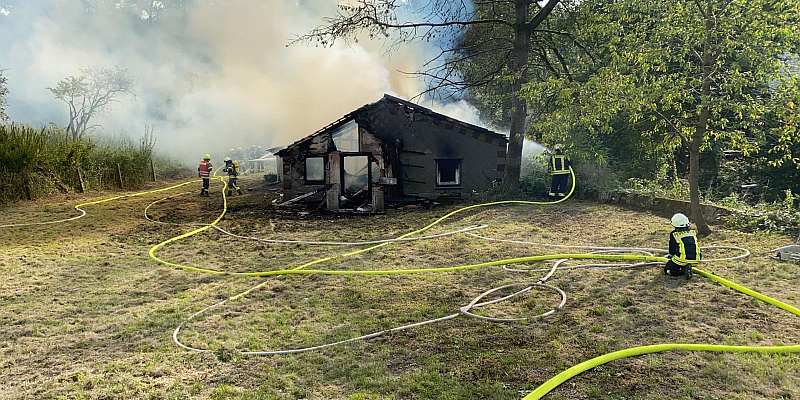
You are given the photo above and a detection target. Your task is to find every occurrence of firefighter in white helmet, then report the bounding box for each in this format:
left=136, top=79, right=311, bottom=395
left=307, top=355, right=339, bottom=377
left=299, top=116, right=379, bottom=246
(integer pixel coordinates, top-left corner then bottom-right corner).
left=664, top=213, right=701, bottom=279
left=222, top=157, right=243, bottom=196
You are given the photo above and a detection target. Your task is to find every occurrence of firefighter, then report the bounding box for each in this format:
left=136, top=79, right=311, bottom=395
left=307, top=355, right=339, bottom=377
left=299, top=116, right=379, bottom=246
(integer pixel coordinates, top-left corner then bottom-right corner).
left=229, top=148, right=236, bottom=160
left=549, top=147, right=572, bottom=197
left=256, top=146, right=264, bottom=172
left=237, top=147, right=244, bottom=162
left=198, top=154, right=213, bottom=196
left=664, top=213, right=701, bottom=279
left=248, top=145, right=258, bottom=173
left=222, top=157, right=243, bottom=196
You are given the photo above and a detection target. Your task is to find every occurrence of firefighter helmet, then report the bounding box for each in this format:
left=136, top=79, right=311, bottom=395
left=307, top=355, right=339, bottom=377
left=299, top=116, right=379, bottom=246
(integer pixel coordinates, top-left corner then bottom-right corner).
left=224, top=157, right=231, bottom=162
left=671, top=213, right=690, bottom=228
left=203, top=154, right=211, bottom=161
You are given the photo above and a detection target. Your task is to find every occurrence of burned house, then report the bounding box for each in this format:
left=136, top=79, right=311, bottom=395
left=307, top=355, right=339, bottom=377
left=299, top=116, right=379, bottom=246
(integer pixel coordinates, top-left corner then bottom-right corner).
left=276, top=94, right=508, bottom=212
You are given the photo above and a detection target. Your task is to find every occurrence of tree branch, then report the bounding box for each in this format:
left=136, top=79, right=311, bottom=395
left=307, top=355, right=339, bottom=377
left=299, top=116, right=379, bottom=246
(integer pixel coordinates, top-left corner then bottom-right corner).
left=525, top=0, right=561, bottom=31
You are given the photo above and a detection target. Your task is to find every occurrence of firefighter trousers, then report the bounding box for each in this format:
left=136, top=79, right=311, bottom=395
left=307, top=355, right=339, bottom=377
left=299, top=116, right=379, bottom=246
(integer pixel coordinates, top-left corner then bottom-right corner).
left=550, top=174, right=569, bottom=196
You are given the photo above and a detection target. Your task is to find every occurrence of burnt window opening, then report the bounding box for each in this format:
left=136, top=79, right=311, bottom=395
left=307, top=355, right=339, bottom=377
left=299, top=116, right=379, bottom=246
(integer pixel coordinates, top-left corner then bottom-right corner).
left=332, top=120, right=359, bottom=152
left=436, top=159, right=461, bottom=186
left=305, top=157, right=325, bottom=183
left=342, top=155, right=370, bottom=197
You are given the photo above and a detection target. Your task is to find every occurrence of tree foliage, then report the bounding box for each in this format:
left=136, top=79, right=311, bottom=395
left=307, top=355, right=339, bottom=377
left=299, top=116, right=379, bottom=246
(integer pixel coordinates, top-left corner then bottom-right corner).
left=48, top=66, right=136, bottom=141
left=515, top=0, right=800, bottom=233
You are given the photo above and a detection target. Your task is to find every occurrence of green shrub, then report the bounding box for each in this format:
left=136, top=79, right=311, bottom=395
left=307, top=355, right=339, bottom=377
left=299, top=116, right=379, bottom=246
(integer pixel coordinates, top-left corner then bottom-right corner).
left=718, top=192, right=800, bottom=236
left=0, top=124, right=188, bottom=203
left=519, top=153, right=551, bottom=197
left=573, top=162, right=621, bottom=199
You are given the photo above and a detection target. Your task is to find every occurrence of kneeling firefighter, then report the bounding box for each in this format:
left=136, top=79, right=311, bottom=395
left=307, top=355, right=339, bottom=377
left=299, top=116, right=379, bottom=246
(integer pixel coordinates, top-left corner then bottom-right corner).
left=198, top=154, right=213, bottom=197
left=664, top=213, right=701, bottom=279
left=223, top=157, right=243, bottom=196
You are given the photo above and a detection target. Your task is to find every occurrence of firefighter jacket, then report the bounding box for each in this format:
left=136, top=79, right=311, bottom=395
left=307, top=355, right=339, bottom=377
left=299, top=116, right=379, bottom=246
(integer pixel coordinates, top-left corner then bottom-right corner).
left=551, top=152, right=572, bottom=175
left=223, top=161, right=239, bottom=177
left=669, top=227, right=702, bottom=266
left=198, top=160, right=212, bottom=177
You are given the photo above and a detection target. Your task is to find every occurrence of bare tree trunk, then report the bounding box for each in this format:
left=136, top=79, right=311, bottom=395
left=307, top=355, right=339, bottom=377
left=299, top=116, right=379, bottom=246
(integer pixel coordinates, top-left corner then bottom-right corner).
left=23, top=174, right=32, bottom=201
left=691, top=2, right=713, bottom=236
left=689, top=117, right=710, bottom=235
left=77, top=167, right=86, bottom=193
left=116, top=163, right=124, bottom=189
left=502, top=0, right=533, bottom=195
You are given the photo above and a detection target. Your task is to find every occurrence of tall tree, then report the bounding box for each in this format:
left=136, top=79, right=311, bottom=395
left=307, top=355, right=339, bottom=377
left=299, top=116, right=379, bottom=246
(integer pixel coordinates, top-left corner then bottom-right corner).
left=48, top=66, right=136, bottom=141
left=295, top=0, right=563, bottom=195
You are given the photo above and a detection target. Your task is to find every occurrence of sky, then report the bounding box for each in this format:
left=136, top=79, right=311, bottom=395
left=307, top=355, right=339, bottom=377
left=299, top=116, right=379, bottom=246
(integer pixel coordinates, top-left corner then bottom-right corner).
left=0, top=0, right=494, bottom=163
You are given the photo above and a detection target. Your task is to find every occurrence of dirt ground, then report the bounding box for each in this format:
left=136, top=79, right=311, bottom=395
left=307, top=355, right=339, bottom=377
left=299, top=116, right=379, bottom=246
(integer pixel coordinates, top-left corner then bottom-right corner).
left=1, top=175, right=799, bottom=400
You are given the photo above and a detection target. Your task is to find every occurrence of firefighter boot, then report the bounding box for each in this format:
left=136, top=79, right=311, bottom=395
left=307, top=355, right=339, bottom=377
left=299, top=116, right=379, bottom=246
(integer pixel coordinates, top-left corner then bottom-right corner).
left=237, top=188, right=243, bottom=195
left=227, top=190, right=232, bottom=196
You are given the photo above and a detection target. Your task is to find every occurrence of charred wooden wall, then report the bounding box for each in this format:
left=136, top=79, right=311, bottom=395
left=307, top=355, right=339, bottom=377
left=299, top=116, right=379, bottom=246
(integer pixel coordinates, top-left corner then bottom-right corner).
left=354, top=100, right=506, bottom=199
left=278, top=95, right=508, bottom=207
left=281, top=131, right=331, bottom=201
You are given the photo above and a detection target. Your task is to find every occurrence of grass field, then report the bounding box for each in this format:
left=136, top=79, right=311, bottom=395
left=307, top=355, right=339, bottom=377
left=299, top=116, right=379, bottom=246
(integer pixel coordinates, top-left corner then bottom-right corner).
left=1, top=176, right=799, bottom=400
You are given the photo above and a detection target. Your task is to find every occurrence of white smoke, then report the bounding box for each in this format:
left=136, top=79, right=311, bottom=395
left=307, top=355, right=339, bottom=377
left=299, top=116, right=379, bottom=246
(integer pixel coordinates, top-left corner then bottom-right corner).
left=1, top=0, right=500, bottom=164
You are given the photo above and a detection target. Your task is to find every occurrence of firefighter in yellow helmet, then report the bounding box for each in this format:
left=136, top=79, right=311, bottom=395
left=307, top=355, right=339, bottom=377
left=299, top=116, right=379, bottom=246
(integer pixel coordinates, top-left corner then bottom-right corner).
left=664, top=213, right=701, bottom=279
left=198, top=154, right=213, bottom=196
left=549, top=146, right=572, bottom=198
left=222, top=157, right=243, bottom=196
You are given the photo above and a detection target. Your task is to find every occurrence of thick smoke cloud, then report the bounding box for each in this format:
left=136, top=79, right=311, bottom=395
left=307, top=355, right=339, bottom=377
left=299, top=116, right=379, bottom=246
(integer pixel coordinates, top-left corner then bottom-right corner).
left=1, top=0, right=497, bottom=164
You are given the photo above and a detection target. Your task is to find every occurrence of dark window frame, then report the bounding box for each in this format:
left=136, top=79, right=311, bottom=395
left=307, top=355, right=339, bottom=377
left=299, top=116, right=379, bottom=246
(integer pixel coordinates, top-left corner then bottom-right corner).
left=304, top=156, right=326, bottom=184
left=332, top=120, right=360, bottom=152
left=435, top=158, right=462, bottom=187
left=340, top=152, right=374, bottom=196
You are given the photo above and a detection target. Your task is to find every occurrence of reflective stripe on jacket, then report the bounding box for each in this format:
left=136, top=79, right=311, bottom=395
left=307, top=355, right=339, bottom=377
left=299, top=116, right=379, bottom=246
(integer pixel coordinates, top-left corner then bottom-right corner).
left=551, top=154, right=571, bottom=175
left=198, top=161, right=212, bottom=177
left=669, top=228, right=701, bottom=265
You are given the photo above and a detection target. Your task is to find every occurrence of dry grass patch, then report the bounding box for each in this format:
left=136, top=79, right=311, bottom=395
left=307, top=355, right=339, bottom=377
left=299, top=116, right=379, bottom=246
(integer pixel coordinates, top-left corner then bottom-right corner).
left=1, top=176, right=799, bottom=399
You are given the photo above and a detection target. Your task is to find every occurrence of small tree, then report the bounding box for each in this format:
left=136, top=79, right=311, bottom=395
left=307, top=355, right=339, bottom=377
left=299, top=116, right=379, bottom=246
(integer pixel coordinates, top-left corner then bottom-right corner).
left=0, top=67, right=8, bottom=122
left=48, top=66, right=136, bottom=141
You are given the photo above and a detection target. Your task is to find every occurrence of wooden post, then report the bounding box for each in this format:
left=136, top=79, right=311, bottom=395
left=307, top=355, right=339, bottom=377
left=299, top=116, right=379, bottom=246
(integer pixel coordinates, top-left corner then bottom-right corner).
left=150, top=158, right=157, bottom=182
left=77, top=167, right=86, bottom=193
left=372, top=186, right=384, bottom=213
left=326, top=151, right=341, bottom=211
left=23, top=174, right=32, bottom=201
left=116, top=163, right=124, bottom=189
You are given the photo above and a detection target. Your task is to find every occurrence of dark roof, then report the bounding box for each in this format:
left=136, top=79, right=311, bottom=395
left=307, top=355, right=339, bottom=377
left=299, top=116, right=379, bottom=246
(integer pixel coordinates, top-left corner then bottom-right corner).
left=276, top=94, right=507, bottom=156
left=381, top=94, right=507, bottom=141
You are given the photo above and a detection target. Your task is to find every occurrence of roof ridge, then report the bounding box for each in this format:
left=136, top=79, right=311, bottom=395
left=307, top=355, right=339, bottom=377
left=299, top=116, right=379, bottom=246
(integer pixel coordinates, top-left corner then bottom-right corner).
left=380, top=94, right=506, bottom=140
left=277, top=95, right=508, bottom=155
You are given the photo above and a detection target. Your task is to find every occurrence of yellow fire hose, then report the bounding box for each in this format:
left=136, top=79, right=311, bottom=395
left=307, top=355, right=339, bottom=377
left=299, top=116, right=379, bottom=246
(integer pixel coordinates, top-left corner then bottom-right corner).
left=0, top=180, right=199, bottom=228
left=4, top=167, right=799, bottom=399
left=147, top=168, right=800, bottom=399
